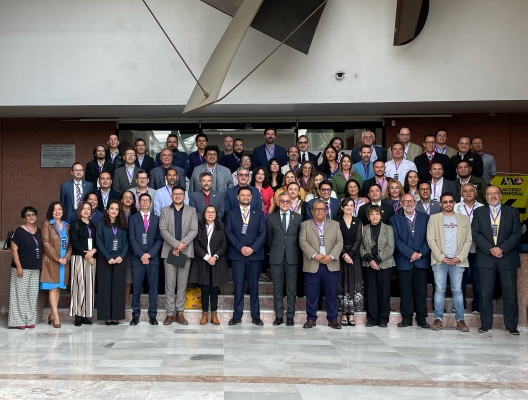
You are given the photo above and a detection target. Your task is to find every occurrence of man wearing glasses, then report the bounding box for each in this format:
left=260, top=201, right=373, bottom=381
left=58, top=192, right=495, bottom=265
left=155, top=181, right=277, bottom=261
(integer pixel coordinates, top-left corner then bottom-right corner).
left=189, top=145, right=234, bottom=193
left=131, top=170, right=156, bottom=211
left=297, top=135, right=318, bottom=164
left=426, top=193, right=472, bottom=332
left=305, top=181, right=340, bottom=221
left=60, top=162, right=93, bottom=224
left=225, top=166, right=260, bottom=214
left=415, top=182, right=442, bottom=215
left=414, top=134, right=450, bottom=183
left=219, top=138, right=245, bottom=173
left=387, top=127, right=422, bottom=162
left=112, top=148, right=141, bottom=193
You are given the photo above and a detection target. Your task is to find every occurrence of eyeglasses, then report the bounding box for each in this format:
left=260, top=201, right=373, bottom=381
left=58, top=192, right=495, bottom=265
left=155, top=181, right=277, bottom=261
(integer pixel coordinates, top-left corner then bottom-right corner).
left=442, top=200, right=455, bottom=204
left=238, top=173, right=249, bottom=177
left=279, top=200, right=292, bottom=204
left=172, top=193, right=185, bottom=197
left=313, top=208, right=327, bottom=212
left=302, top=166, right=312, bottom=170
left=25, top=213, right=36, bottom=218
left=320, top=188, right=332, bottom=192
left=424, top=141, right=436, bottom=145
left=139, top=199, right=151, bottom=203
left=401, top=200, right=414, bottom=204
left=241, top=159, right=251, bottom=163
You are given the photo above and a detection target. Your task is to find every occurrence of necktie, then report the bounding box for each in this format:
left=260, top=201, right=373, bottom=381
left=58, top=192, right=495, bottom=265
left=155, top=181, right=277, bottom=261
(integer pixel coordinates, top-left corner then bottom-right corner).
left=75, top=183, right=82, bottom=207
left=325, top=201, right=330, bottom=218
left=492, top=207, right=500, bottom=244
left=282, top=213, right=287, bottom=231
left=302, top=153, right=306, bottom=163
left=428, top=154, right=433, bottom=161
left=242, top=207, right=248, bottom=224
left=98, top=164, right=103, bottom=173
left=143, top=214, right=149, bottom=232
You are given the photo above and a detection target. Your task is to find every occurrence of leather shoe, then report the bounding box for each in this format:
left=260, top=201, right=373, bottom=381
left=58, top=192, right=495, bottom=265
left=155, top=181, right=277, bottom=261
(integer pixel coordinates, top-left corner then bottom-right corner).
left=303, top=320, right=316, bottom=329
left=365, top=322, right=377, bottom=327
left=286, top=318, right=294, bottom=326
left=273, top=317, right=283, bottom=326
left=130, top=317, right=139, bottom=326
left=418, top=321, right=430, bottom=329
left=252, top=318, right=264, bottom=326
left=228, top=317, right=242, bottom=325
left=175, top=312, right=188, bottom=325
left=163, top=315, right=174, bottom=325
left=149, top=317, right=158, bottom=325
left=81, top=317, right=93, bottom=325
left=507, top=329, right=520, bottom=336
left=478, top=326, right=491, bottom=333
left=379, top=323, right=388, bottom=328
left=328, top=320, right=341, bottom=329
left=397, top=320, right=412, bottom=328
left=74, top=316, right=82, bottom=327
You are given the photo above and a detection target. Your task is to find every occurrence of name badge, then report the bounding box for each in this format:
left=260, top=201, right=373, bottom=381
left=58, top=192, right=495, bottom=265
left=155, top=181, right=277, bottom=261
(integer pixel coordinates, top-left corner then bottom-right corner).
left=35, top=247, right=40, bottom=260
left=112, top=239, right=119, bottom=251
left=142, top=233, right=148, bottom=245
left=87, top=238, right=93, bottom=251
left=492, top=224, right=499, bottom=237
left=394, top=173, right=399, bottom=180
left=61, top=237, right=67, bottom=249
left=241, top=223, right=248, bottom=235
left=319, top=235, right=324, bottom=246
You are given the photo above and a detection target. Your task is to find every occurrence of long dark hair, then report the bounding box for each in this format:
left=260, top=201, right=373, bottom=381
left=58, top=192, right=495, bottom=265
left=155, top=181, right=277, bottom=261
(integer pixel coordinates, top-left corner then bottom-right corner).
left=403, top=170, right=420, bottom=193
left=200, top=205, right=224, bottom=230
left=250, top=167, right=270, bottom=188
left=119, top=190, right=138, bottom=215
left=296, top=160, right=315, bottom=181
left=318, top=145, right=338, bottom=176
left=266, top=157, right=283, bottom=183
left=345, top=178, right=363, bottom=198
left=336, top=196, right=356, bottom=220
left=46, top=201, right=67, bottom=222
left=102, top=200, right=128, bottom=229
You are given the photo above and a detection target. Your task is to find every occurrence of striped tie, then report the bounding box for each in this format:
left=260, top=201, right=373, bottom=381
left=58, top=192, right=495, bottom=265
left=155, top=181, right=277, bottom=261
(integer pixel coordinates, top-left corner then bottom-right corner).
left=75, top=183, right=82, bottom=207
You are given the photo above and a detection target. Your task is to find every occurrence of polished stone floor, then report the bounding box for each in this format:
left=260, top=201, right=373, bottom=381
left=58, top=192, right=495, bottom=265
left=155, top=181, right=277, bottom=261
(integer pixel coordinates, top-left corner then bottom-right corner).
left=1, top=318, right=528, bottom=399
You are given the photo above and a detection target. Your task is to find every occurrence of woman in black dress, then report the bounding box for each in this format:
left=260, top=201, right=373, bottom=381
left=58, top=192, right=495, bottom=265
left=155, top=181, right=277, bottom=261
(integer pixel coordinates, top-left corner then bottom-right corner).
left=337, top=197, right=364, bottom=326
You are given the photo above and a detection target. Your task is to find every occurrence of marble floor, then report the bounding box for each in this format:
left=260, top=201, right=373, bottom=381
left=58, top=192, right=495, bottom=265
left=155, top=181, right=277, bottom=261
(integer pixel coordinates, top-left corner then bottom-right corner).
left=1, top=319, right=528, bottom=399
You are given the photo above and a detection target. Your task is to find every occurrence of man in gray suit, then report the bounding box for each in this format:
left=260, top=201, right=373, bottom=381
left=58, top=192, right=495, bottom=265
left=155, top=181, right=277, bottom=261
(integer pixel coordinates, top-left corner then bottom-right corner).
left=415, top=182, right=442, bottom=215
left=189, top=145, right=233, bottom=193
left=189, top=172, right=225, bottom=223
left=112, top=148, right=141, bottom=193
left=149, top=148, right=186, bottom=190
left=131, top=170, right=156, bottom=211
left=266, top=192, right=302, bottom=327
left=159, top=185, right=198, bottom=326
left=429, top=162, right=459, bottom=202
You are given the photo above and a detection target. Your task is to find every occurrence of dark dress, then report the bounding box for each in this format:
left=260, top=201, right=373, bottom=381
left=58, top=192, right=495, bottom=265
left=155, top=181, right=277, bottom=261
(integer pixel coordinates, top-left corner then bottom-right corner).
left=337, top=216, right=364, bottom=313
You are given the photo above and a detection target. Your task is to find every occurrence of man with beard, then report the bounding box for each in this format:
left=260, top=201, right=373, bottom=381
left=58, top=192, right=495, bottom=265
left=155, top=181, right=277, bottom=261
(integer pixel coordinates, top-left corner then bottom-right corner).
left=352, top=130, right=387, bottom=164
left=297, top=135, right=318, bottom=164
left=387, top=127, right=422, bottom=162
left=361, top=160, right=387, bottom=198
left=188, top=133, right=208, bottom=179
left=454, top=160, right=488, bottom=204
left=85, top=144, right=116, bottom=188
left=154, top=133, right=190, bottom=178
left=149, top=148, right=187, bottom=190
left=353, top=145, right=374, bottom=185
left=153, top=168, right=188, bottom=216
left=281, top=146, right=300, bottom=175
left=446, top=136, right=484, bottom=180
left=219, top=138, right=245, bottom=173
left=434, top=129, right=457, bottom=158
left=251, top=128, right=288, bottom=168
left=225, top=166, right=261, bottom=213
left=189, top=172, right=225, bottom=223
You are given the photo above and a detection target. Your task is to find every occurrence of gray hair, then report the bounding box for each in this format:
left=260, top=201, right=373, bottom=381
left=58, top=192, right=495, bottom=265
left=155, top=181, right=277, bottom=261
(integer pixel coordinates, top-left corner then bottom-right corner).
left=361, top=130, right=375, bottom=140
left=312, top=199, right=328, bottom=210
left=237, top=166, right=250, bottom=174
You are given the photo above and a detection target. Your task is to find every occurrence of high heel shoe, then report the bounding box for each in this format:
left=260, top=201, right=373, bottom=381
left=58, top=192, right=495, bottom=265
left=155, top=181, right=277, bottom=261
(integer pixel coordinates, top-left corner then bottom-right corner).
left=51, top=317, right=61, bottom=328
left=48, top=315, right=52, bottom=324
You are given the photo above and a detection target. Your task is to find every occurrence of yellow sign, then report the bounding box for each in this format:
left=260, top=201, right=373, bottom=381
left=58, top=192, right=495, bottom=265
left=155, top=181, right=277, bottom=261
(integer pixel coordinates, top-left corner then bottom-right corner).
left=491, top=173, right=528, bottom=221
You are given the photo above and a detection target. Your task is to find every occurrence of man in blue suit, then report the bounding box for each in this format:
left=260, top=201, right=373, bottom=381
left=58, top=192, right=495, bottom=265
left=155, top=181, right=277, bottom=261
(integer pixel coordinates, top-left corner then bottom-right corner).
left=60, top=162, right=93, bottom=223
left=96, top=172, right=121, bottom=212
left=225, top=167, right=261, bottom=214
left=187, top=133, right=208, bottom=179
left=189, top=172, right=225, bottom=223
left=390, top=194, right=431, bottom=329
left=353, top=145, right=374, bottom=183
left=305, top=181, right=340, bottom=221
left=225, top=187, right=266, bottom=326
left=128, top=193, right=163, bottom=326
left=251, top=128, right=288, bottom=168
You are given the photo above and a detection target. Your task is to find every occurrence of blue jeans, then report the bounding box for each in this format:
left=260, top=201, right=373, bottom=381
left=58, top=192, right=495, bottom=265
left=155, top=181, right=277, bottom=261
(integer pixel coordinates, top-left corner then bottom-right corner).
left=432, top=263, right=465, bottom=321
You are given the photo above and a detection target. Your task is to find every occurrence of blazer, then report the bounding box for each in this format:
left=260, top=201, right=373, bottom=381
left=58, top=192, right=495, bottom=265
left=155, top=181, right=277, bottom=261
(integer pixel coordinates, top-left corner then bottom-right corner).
left=148, top=165, right=186, bottom=191
left=252, top=143, right=288, bottom=168
left=446, top=151, right=484, bottom=180
left=299, top=151, right=319, bottom=165
left=95, top=221, right=129, bottom=261
left=353, top=161, right=374, bottom=183
left=352, top=145, right=387, bottom=164
left=128, top=212, right=163, bottom=267
left=188, top=151, right=207, bottom=178
left=96, top=189, right=121, bottom=212
left=189, top=190, right=226, bottom=223
left=429, top=178, right=459, bottom=202
left=131, top=187, right=157, bottom=211
left=266, top=211, right=302, bottom=265
left=416, top=200, right=442, bottom=215
left=154, top=150, right=190, bottom=178
left=219, top=153, right=241, bottom=173
left=85, top=160, right=116, bottom=187
left=224, top=207, right=266, bottom=261
left=112, top=165, right=140, bottom=193
left=471, top=205, right=522, bottom=270
left=357, top=201, right=395, bottom=225
left=360, top=223, right=395, bottom=269
left=224, top=185, right=261, bottom=215
left=299, top=219, right=343, bottom=273
left=60, top=179, right=94, bottom=223
left=40, top=220, right=72, bottom=283
left=454, top=176, right=488, bottom=204
left=305, top=198, right=341, bottom=221
left=159, top=204, right=198, bottom=259
left=426, top=212, right=472, bottom=267
left=135, top=154, right=155, bottom=175
left=387, top=142, right=422, bottom=162
left=414, top=153, right=450, bottom=183
left=189, top=163, right=234, bottom=193
left=389, top=211, right=430, bottom=270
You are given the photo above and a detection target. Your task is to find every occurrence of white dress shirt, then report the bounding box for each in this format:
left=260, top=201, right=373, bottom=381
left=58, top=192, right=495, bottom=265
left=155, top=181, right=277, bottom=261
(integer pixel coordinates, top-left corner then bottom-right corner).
left=385, top=159, right=417, bottom=185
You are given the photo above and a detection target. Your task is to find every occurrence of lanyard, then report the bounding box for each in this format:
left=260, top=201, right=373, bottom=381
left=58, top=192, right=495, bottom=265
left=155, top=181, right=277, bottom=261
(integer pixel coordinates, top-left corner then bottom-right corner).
left=423, top=202, right=431, bottom=214
left=341, top=172, right=350, bottom=182
left=111, top=226, right=118, bottom=238
left=312, top=219, right=326, bottom=235
left=54, top=222, right=66, bottom=239
left=376, top=178, right=386, bottom=194
left=126, top=167, right=134, bottom=182
left=265, top=145, right=275, bottom=158
left=480, top=153, right=485, bottom=159
left=24, top=224, right=39, bottom=247
left=165, top=185, right=172, bottom=197
left=435, top=146, right=446, bottom=154
left=394, top=161, right=402, bottom=174
left=302, top=175, right=311, bottom=186
left=290, top=198, right=300, bottom=212
left=406, top=212, right=417, bottom=229
left=392, top=201, right=400, bottom=213
left=87, top=226, right=92, bottom=238
left=490, top=207, right=501, bottom=223
left=100, top=190, right=109, bottom=206
left=363, top=163, right=369, bottom=179
left=241, top=209, right=250, bottom=223
left=199, top=153, right=204, bottom=164
left=463, top=203, right=476, bottom=218
left=206, top=224, right=214, bottom=238
left=207, top=165, right=215, bottom=175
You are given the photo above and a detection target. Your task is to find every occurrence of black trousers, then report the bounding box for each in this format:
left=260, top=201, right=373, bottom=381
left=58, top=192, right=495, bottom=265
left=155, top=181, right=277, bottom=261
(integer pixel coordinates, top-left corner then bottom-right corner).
left=396, top=266, right=428, bottom=323
left=97, top=255, right=126, bottom=321
left=365, top=267, right=393, bottom=325
left=131, top=263, right=159, bottom=318
left=200, top=267, right=219, bottom=312
left=479, top=265, right=518, bottom=330
left=270, top=260, right=298, bottom=318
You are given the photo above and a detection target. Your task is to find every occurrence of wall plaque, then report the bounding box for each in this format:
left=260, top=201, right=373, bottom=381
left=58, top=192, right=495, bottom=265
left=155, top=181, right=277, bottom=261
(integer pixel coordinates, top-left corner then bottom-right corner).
left=41, top=144, right=75, bottom=168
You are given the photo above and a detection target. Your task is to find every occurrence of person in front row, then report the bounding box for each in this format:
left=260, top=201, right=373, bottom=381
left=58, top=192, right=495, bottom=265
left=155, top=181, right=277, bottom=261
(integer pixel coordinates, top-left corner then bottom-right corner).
left=159, top=185, right=198, bottom=326
left=96, top=200, right=129, bottom=326
left=426, top=193, right=472, bottom=332
left=128, top=193, right=163, bottom=326
left=266, top=192, right=302, bottom=327
left=357, top=184, right=395, bottom=225
left=189, top=205, right=231, bottom=325
left=360, top=205, right=395, bottom=328
left=299, top=199, right=343, bottom=329
left=225, top=187, right=266, bottom=326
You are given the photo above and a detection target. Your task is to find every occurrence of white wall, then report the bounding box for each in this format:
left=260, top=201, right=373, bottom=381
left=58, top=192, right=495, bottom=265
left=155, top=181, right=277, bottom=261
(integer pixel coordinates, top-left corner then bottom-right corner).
left=1, top=0, right=527, bottom=107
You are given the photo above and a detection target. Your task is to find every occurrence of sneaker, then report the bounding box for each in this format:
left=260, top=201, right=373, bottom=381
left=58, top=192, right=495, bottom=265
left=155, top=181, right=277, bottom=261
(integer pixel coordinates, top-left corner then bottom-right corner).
left=456, top=320, right=469, bottom=332
left=430, top=319, right=443, bottom=330
left=478, top=327, right=491, bottom=333
left=506, top=329, right=520, bottom=336
left=259, top=273, right=270, bottom=282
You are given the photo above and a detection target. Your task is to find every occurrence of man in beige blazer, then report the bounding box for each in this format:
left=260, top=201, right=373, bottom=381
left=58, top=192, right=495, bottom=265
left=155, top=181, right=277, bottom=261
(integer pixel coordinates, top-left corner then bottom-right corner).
left=299, top=199, right=343, bottom=329
left=159, top=185, right=198, bottom=325
left=426, top=192, right=472, bottom=332
left=387, top=127, right=422, bottom=162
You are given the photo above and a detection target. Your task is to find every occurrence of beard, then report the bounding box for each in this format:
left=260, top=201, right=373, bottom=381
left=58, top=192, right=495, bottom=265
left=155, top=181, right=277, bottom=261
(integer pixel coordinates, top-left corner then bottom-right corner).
left=234, top=150, right=244, bottom=159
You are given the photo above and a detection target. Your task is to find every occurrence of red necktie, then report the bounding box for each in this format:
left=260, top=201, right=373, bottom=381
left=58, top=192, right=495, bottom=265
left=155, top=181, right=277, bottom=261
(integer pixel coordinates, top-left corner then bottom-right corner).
left=143, top=214, right=149, bottom=232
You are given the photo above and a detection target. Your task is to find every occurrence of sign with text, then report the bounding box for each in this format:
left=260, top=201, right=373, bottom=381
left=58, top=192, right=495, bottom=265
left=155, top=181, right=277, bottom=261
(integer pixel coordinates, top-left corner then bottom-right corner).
left=41, top=145, right=75, bottom=168
left=491, top=173, right=528, bottom=221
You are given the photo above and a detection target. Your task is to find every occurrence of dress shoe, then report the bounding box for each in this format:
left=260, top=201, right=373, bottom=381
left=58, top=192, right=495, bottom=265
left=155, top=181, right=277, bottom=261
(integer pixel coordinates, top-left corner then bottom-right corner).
left=478, top=327, right=491, bottom=333
left=273, top=317, right=283, bottom=326
left=303, top=320, right=316, bottom=329
left=130, top=317, right=139, bottom=326
left=149, top=317, right=158, bottom=325
left=26, top=324, right=35, bottom=329
left=74, top=316, right=82, bottom=327
left=286, top=318, right=294, bottom=327
left=111, top=321, right=119, bottom=326
left=81, top=318, right=93, bottom=325
left=210, top=311, right=220, bottom=325
left=418, top=321, right=430, bottom=329
left=430, top=318, right=443, bottom=331
left=163, top=315, right=174, bottom=325
left=365, top=322, right=377, bottom=327
left=456, top=320, right=469, bottom=332
left=252, top=318, right=264, bottom=326
left=175, top=312, right=188, bottom=325
left=200, top=312, right=208, bottom=325
left=105, top=321, right=112, bottom=326
left=379, top=323, right=388, bottom=328
left=507, top=329, right=520, bottom=336
left=397, top=320, right=412, bottom=328
left=228, top=317, right=242, bottom=325
left=328, top=320, right=342, bottom=329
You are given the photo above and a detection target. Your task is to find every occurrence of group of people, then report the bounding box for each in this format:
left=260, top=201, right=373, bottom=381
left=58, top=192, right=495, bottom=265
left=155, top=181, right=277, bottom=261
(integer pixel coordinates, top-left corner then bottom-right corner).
left=8, top=127, right=521, bottom=334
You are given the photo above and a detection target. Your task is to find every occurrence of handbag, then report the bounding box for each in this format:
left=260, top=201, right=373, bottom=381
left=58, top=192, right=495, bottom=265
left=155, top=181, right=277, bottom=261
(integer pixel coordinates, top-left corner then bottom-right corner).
left=3, top=231, right=15, bottom=250
left=184, top=284, right=202, bottom=309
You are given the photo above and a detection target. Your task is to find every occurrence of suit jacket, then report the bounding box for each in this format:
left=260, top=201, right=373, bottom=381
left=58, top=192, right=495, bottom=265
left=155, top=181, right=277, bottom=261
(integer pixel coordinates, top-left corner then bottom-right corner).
left=189, top=190, right=225, bottom=223
left=154, top=150, right=190, bottom=178
left=189, top=163, right=234, bottom=193
left=299, top=151, right=319, bottom=165
left=107, top=150, right=124, bottom=169
left=60, top=179, right=94, bottom=223
left=429, top=178, right=459, bottom=202
left=96, top=189, right=121, bottom=212
left=266, top=211, right=302, bottom=265
left=389, top=211, right=430, bottom=270
left=219, top=153, right=241, bottom=173
left=224, top=185, right=261, bottom=215
left=305, top=198, right=341, bottom=221
left=252, top=143, right=288, bottom=168
left=357, top=201, right=395, bottom=225
left=360, top=223, right=395, bottom=269
left=159, top=204, right=198, bottom=259
left=446, top=151, right=484, bottom=180
left=148, top=165, right=186, bottom=190
left=414, top=153, right=450, bottom=183
left=128, top=212, right=163, bottom=267
left=387, top=142, right=422, bottom=162
left=416, top=200, right=442, bottom=215
left=188, top=151, right=207, bottom=178
left=40, top=220, right=72, bottom=283
left=85, top=160, right=116, bottom=187
left=426, top=212, right=472, bottom=267
left=454, top=176, right=488, bottom=204
left=112, top=165, right=140, bottom=193
left=353, top=161, right=374, bottom=183
left=135, top=154, right=155, bottom=175
left=351, top=145, right=387, bottom=164
left=131, top=187, right=156, bottom=211
left=437, top=146, right=458, bottom=158
left=471, top=205, right=522, bottom=270
left=299, top=219, right=343, bottom=273
left=224, top=207, right=266, bottom=260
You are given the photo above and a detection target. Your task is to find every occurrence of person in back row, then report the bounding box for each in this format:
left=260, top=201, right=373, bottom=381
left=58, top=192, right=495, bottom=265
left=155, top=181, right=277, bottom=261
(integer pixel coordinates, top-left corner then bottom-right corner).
left=252, top=128, right=288, bottom=168
left=149, top=148, right=186, bottom=191
left=154, top=133, right=190, bottom=178
left=189, top=145, right=233, bottom=193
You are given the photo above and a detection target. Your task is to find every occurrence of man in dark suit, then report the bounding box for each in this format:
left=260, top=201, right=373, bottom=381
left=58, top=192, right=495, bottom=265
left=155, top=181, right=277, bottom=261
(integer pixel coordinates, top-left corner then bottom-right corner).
left=305, top=181, right=340, bottom=220
left=266, top=192, right=302, bottom=326
left=149, top=148, right=186, bottom=190
left=472, top=186, right=522, bottom=335
left=112, top=148, right=141, bottom=193
left=85, top=144, right=116, bottom=188
left=453, top=160, right=488, bottom=204
left=128, top=193, right=163, bottom=326
left=106, top=134, right=124, bottom=168
left=251, top=128, right=288, bottom=168
left=297, top=135, right=318, bottom=164
left=414, top=134, right=450, bottom=182
left=188, top=172, right=225, bottom=223
left=134, top=138, right=155, bottom=175
left=429, top=162, right=459, bottom=202
left=225, top=167, right=260, bottom=214
left=415, top=182, right=442, bottom=215
left=351, top=130, right=387, bottom=164
left=390, top=194, right=431, bottom=329
left=225, top=187, right=267, bottom=326
left=154, top=133, right=190, bottom=178
left=219, top=138, right=245, bottom=173
left=446, top=136, right=484, bottom=180
left=97, top=171, right=120, bottom=212
left=358, top=184, right=395, bottom=225
left=361, top=160, right=388, bottom=198
left=60, top=162, right=94, bottom=223
left=187, top=132, right=208, bottom=179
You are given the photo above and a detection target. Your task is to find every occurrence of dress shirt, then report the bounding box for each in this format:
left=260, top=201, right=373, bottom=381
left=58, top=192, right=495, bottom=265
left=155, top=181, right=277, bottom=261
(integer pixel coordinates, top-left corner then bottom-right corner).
left=455, top=200, right=483, bottom=252
left=370, top=146, right=378, bottom=162
left=385, top=159, right=417, bottom=185
left=203, top=223, right=217, bottom=261
left=280, top=210, right=290, bottom=231
left=153, top=185, right=189, bottom=216
left=73, top=180, right=84, bottom=210
left=240, top=205, right=251, bottom=223
left=431, top=178, right=443, bottom=201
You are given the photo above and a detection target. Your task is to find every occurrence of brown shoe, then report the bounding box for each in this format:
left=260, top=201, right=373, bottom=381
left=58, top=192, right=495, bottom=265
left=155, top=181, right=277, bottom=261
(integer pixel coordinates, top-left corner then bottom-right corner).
left=199, top=312, right=208, bottom=325
left=210, top=311, right=220, bottom=325
left=430, top=318, right=443, bottom=330
left=328, top=320, right=342, bottom=330
left=456, top=320, right=469, bottom=332
left=303, top=320, right=317, bottom=329
left=163, top=315, right=174, bottom=325
left=175, top=311, right=188, bottom=325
